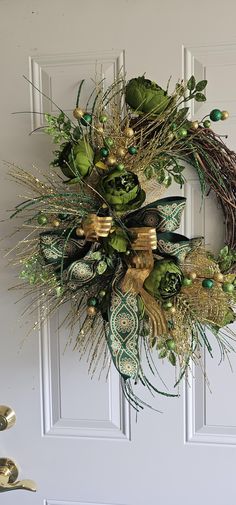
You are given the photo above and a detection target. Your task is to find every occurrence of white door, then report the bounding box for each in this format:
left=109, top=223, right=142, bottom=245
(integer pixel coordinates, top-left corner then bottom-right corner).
left=1, top=1, right=236, bottom=504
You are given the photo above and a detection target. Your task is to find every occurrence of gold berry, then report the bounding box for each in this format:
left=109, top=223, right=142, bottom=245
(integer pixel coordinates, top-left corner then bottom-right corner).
left=191, top=121, right=199, bottom=130
left=221, top=110, right=229, bottom=120
left=169, top=306, right=176, bottom=315
left=124, top=127, right=134, bottom=138
left=87, top=306, right=97, bottom=316
left=214, top=272, right=224, bottom=283
left=52, top=219, right=60, bottom=228
left=107, top=155, right=117, bottom=166
left=97, top=126, right=104, bottom=134
left=73, top=107, right=84, bottom=119
left=189, top=272, right=197, bottom=280
left=75, top=227, right=84, bottom=237
left=117, top=147, right=126, bottom=157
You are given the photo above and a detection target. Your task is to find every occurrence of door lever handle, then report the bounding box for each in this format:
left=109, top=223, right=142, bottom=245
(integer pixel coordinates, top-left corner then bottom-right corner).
left=0, top=458, right=36, bottom=492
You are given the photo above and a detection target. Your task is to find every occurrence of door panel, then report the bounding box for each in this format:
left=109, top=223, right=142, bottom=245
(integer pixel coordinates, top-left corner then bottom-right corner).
left=0, top=1, right=236, bottom=504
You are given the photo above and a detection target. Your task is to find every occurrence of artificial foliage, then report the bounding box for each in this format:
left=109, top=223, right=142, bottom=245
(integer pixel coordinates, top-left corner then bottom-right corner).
left=7, top=73, right=236, bottom=411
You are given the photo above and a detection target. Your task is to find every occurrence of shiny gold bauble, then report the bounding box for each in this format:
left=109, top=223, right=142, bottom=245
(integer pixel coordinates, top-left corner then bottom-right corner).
left=107, top=155, right=117, bottom=165
left=167, top=132, right=174, bottom=142
left=189, top=272, right=197, bottom=280
left=169, top=306, right=176, bottom=315
left=191, top=121, right=199, bottom=130
left=87, top=306, right=97, bottom=316
left=214, top=272, right=224, bottom=283
left=124, top=127, right=134, bottom=138
left=221, top=110, right=229, bottom=120
left=73, top=107, right=84, bottom=119
left=97, top=126, right=104, bottom=134
left=117, top=147, right=126, bottom=157
left=52, top=219, right=60, bottom=228
left=75, top=227, right=85, bottom=237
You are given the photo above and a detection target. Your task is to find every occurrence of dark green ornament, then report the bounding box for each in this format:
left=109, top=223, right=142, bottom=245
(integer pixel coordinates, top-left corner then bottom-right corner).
left=37, top=214, right=48, bottom=225
left=210, top=109, right=222, bottom=122
left=222, top=282, right=234, bottom=293
left=128, top=146, right=137, bottom=155
left=100, top=147, right=109, bottom=158
left=87, top=296, right=98, bottom=307
left=58, top=213, right=69, bottom=220
left=202, top=278, right=214, bottom=289
left=81, top=113, right=92, bottom=126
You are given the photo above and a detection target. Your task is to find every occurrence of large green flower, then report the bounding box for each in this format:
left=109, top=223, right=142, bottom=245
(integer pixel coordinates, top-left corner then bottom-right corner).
left=144, top=259, right=183, bottom=300
left=57, top=138, right=94, bottom=179
left=125, top=76, right=171, bottom=115
left=100, top=169, right=145, bottom=213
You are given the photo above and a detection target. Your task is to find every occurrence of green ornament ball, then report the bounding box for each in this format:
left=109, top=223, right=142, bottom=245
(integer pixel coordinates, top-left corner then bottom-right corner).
left=166, top=339, right=176, bottom=351
left=128, top=146, right=137, bottom=155
left=104, top=137, right=114, bottom=148
left=222, top=282, right=234, bottom=293
left=87, top=296, right=98, bottom=307
left=182, top=277, right=193, bottom=287
left=162, top=301, right=173, bottom=310
left=99, top=114, right=107, bottom=124
left=100, top=147, right=109, bottom=158
left=178, top=127, right=188, bottom=138
left=202, top=278, right=214, bottom=289
left=116, top=163, right=125, bottom=171
left=98, top=290, right=106, bottom=298
left=210, top=109, right=222, bottom=122
left=81, top=113, right=92, bottom=126
left=58, top=213, right=68, bottom=220
left=37, top=214, right=48, bottom=225
left=203, top=120, right=211, bottom=128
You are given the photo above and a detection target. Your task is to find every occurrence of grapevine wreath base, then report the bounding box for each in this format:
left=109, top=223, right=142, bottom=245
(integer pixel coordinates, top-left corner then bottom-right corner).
left=6, top=73, right=236, bottom=411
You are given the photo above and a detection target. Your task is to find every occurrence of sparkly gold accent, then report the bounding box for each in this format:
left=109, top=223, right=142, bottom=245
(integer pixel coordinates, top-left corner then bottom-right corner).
left=214, top=272, right=224, bottom=283
left=87, top=306, right=97, bottom=316
left=106, top=155, right=117, bottom=166
left=73, top=107, right=84, bottom=119
left=75, top=227, right=85, bottom=237
left=52, top=219, right=60, bottom=228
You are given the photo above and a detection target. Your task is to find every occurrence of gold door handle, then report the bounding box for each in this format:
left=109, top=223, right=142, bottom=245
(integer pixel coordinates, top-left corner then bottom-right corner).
left=0, top=406, right=16, bottom=431
left=0, top=458, right=37, bottom=492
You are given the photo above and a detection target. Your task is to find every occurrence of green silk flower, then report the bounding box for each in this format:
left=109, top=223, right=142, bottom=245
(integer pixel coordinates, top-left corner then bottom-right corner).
left=125, top=76, right=171, bottom=115
left=100, top=169, right=145, bottom=213
left=57, top=138, right=94, bottom=179
left=144, top=259, right=183, bottom=299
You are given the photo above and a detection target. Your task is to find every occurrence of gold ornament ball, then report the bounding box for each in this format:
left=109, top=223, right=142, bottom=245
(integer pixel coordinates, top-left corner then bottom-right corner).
left=124, top=127, right=134, bottom=138
left=214, top=272, right=224, bottom=283
left=97, top=126, right=104, bottom=134
left=167, top=132, right=174, bottom=142
left=73, top=107, right=84, bottom=119
left=75, top=227, right=84, bottom=237
left=221, top=110, right=229, bottom=120
left=87, top=306, right=97, bottom=316
left=52, top=219, right=60, bottom=228
left=117, top=147, right=126, bottom=157
left=191, top=121, right=199, bottom=130
left=107, top=155, right=117, bottom=166
left=189, top=272, right=197, bottom=280
left=169, top=306, right=176, bottom=315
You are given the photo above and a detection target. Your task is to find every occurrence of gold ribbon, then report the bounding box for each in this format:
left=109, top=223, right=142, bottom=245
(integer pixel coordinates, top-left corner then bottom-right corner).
left=122, top=229, right=167, bottom=337
left=81, top=214, right=113, bottom=240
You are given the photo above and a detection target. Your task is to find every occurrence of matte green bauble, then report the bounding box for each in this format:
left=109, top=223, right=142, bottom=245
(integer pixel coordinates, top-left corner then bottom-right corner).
left=128, top=146, right=137, bottom=155
left=104, top=137, right=114, bottom=148
left=222, top=282, right=234, bottom=293
left=162, top=301, right=173, bottom=310
left=87, top=297, right=98, bottom=307
left=99, top=114, right=107, bottom=123
left=98, top=290, right=106, bottom=298
left=202, top=278, right=214, bottom=289
left=203, top=120, right=211, bottom=128
left=37, top=214, right=48, bottom=225
left=81, top=113, right=92, bottom=126
left=182, top=277, right=193, bottom=287
left=178, top=127, right=188, bottom=138
left=144, top=260, right=183, bottom=300
left=210, top=109, right=222, bottom=122
left=166, top=339, right=176, bottom=351
left=116, top=163, right=125, bottom=171
left=100, top=147, right=109, bottom=158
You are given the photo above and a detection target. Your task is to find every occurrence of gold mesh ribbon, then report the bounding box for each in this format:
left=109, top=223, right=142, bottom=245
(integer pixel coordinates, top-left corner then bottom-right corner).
left=82, top=214, right=113, bottom=240
left=122, top=228, right=167, bottom=336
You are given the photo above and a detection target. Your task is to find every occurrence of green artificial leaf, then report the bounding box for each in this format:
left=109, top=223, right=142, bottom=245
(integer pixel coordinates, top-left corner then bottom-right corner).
left=145, top=165, right=155, bottom=179
left=196, top=80, right=208, bottom=92
left=159, top=348, right=167, bottom=359
left=108, top=229, right=129, bottom=252
left=187, top=75, right=196, bottom=91
left=195, top=93, right=206, bottom=102
left=218, top=246, right=229, bottom=259
left=172, top=164, right=185, bottom=174
left=173, top=174, right=185, bottom=187
left=96, top=261, right=108, bottom=275
left=168, top=352, right=176, bottom=366
left=156, top=169, right=166, bottom=183
left=175, top=107, right=189, bottom=122
left=90, top=251, right=102, bottom=260
left=163, top=174, right=172, bottom=188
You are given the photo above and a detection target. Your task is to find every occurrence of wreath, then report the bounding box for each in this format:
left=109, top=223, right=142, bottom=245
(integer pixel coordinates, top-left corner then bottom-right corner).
left=7, top=73, right=236, bottom=411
